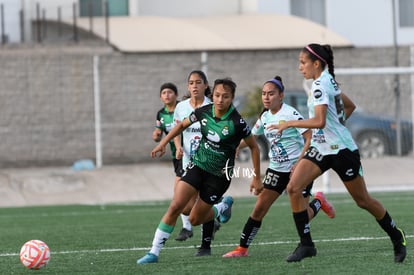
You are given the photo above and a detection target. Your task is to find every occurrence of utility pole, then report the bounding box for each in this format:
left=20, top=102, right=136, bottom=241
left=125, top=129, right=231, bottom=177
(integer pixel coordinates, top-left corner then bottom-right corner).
left=392, top=0, right=402, bottom=156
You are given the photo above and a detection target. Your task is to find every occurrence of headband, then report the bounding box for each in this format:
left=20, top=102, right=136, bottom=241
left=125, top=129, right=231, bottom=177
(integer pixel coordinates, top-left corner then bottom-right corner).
left=265, top=79, right=284, bottom=92
left=305, top=45, right=327, bottom=65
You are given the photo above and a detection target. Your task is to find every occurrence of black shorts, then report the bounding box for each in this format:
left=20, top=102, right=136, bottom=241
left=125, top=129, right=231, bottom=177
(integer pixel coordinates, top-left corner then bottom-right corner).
left=263, top=168, right=313, bottom=197
left=180, top=162, right=231, bottom=205
left=303, top=146, right=362, bottom=181
left=172, top=158, right=184, bottom=177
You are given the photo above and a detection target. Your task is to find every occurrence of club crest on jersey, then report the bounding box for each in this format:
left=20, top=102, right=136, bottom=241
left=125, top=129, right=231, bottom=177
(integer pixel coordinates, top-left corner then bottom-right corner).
left=207, top=130, right=220, bottom=142
left=222, top=126, right=229, bottom=136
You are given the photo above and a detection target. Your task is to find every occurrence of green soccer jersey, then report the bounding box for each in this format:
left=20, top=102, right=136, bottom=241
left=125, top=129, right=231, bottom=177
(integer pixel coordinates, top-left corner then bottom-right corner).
left=155, top=105, right=177, bottom=158
left=188, top=103, right=251, bottom=178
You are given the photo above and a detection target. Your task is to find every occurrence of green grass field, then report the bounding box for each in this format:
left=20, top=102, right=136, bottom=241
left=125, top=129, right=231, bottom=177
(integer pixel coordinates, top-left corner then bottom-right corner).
left=0, top=191, right=412, bottom=274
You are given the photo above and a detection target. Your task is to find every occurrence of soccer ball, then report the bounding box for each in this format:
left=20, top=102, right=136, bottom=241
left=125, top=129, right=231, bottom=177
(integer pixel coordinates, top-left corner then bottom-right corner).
left=19, top=240, right=51, bottom=269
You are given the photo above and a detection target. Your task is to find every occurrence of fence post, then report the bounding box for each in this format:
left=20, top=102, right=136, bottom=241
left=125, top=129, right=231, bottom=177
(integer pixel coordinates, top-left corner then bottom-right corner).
left=1, top=4, right=5, bottom=44
left=57, top=6, right=62, bottom=37
left=73, top=2, right=78, bottom=42
left=411, top=46, right=414, bottom=157
left=93, top=55, right=103, bottom=168
left=105, top=1, right=110, bottom=44
left=36, top=3, right=42, bottom=43
left=88, top=1, right=94, bottom=33
left=19, top=9, right=25, bottom=43
left=42, top=9, right=47, bottom=40
left=201, top=51, right=208, bottom=76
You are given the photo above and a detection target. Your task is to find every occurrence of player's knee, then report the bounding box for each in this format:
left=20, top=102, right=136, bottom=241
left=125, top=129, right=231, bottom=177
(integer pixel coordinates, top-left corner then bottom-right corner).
left=167, top=202, right=185, bottom=217
left=189, top=215, right=202, bottom=226
left=286, top=183, right=302, bottom=196
left=354, top=198, right=370, bottom=210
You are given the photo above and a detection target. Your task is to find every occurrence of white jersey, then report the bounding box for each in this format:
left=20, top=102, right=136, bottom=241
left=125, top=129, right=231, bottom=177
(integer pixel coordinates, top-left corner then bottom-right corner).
left=173, top=96, right=211, bottom=168
left=308, top=69, right=357, bottom=155
left=252, top=103, right=307, bottom=172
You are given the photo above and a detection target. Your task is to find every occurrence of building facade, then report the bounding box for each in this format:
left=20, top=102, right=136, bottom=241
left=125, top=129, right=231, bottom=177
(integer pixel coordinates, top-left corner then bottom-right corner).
left=1, top=0, right=413, bottom=47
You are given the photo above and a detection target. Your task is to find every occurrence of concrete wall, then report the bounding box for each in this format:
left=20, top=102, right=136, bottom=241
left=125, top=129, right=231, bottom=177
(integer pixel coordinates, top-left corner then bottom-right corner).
left=0, top=45, right=411, bottom=167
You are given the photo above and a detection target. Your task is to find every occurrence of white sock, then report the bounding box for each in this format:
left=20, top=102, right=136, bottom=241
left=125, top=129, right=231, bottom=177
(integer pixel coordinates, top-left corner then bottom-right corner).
left=149, top=228, right=171, bottom=256
left=181, top=214, right=192, bottom=231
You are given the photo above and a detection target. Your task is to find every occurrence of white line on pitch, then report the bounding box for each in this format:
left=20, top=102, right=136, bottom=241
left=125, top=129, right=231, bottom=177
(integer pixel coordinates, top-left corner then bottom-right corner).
left=1, top=235, right=411, bottom=257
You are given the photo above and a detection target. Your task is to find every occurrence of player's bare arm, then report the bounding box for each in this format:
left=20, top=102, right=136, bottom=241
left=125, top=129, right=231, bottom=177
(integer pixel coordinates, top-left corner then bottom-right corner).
left=243, top=135, right=263, bottom=195
left=151, top=118, right=191, bottom=158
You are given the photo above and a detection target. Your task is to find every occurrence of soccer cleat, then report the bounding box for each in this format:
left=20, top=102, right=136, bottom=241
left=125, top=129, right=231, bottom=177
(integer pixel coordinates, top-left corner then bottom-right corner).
left=314, top=192, right=336, bottom=218
left=212, top=218, right=221, bottom=240
left=286, top=243, right=317, bottom=262
left=175, top=228, right=193, bottom=241
left=137, top=252, right=158, bottom=264
left=219, top=196, right=234, bottom=223
left=393, top=228, right=407, bottom=263
left=222, top=246, right=248, bottom=258
left=194, top=247, right=211, bottom=256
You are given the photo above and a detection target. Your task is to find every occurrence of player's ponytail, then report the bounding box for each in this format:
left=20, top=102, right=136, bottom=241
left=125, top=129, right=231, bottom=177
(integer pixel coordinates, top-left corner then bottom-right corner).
left=304, top=43, right=336, bottom=80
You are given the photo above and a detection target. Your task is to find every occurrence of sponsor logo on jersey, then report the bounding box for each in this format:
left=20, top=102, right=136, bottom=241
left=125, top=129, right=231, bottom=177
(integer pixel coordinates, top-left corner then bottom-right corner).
left=209, top=195, right=218, bottom=202
left=345, top=168, right=354, bottom=177
left=207, top=130, right=220, bottom=143
left=314, top=90, right=322, bottom=99
left=190, top=136, right=201, bottom=156
left=313, top=129, right=326, bottom=143
left=186, top=126, right=201, bottom=133
left=242, top=124, right=250, bottom=134
left=165, top=123, right=174, bottom=132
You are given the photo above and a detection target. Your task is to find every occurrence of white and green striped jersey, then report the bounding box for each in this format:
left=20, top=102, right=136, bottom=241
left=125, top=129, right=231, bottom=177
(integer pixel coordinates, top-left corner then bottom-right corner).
left=308, top=69, right=357, bottom=155
left=252, top=104, right=307, bottom=172
left=173, top=96, right=211, bottom=168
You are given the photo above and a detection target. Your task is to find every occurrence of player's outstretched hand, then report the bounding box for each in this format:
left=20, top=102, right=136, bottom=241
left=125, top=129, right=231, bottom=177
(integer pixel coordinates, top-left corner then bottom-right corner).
left=175, top=147, right=183, bottom=160
left=267, top=121, right=289, bottom=135
left=151, top=144, right=166, bottom=158
left=250, top=177, right=263, bottom=196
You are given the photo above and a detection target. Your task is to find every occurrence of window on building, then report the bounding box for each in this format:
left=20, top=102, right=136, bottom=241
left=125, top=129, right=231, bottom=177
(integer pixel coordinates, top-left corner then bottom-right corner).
left=399, top=0, right=414, bottom=27
left=291, top=0, right=326, bottom=26
left=79, top=0, right=128, bottom=17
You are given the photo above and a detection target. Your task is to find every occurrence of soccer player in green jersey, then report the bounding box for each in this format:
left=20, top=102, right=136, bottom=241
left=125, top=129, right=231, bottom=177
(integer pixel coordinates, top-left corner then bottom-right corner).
left=137, top=78, right=263, bottom=264
left=153, top=82, right=182, bottom=180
